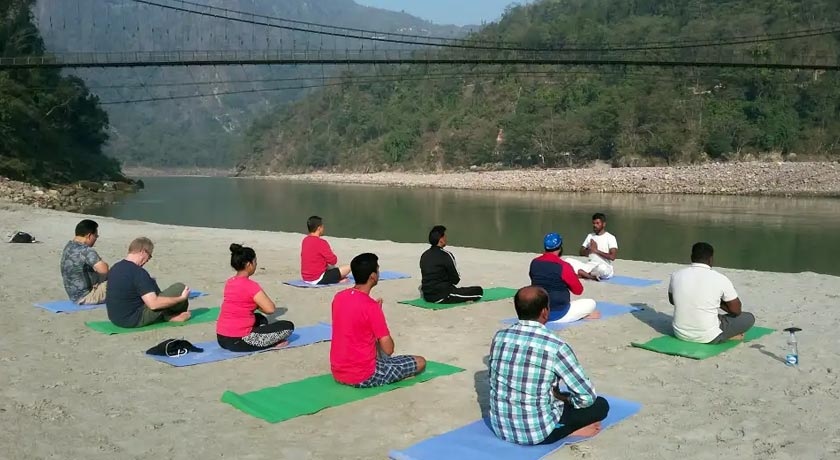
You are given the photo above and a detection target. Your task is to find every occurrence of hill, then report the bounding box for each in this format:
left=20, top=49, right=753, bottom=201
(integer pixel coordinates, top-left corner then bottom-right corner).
left=239, top=0, right=840, bottom=173
left=0, top=0, right=123, bottom=184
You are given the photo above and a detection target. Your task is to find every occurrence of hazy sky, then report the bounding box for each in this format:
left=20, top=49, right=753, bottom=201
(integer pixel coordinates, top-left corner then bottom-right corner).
left=355, top=0, right=525, bottom=26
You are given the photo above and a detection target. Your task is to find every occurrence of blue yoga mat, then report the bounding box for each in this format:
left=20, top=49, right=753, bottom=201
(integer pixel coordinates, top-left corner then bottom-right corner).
left=601, top=276, right=661, bottom=287
left=147, top=322, right=332, bottom=367
left=34, top=290, right=209, bottom=314
left=283, top=271, right=411, bottom=288
left=389, top=396, right=641, bottom=460
left=501, top=302, right=640, bottom=331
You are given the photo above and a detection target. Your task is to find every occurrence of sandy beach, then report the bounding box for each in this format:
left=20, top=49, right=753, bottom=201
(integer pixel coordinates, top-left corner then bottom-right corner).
left=1, top=201, right=838, bottom=460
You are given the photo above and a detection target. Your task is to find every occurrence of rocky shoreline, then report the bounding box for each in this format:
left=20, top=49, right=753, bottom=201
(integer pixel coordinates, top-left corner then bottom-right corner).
left=0, top=176, right=142, bottom=212
left=259, top=161, right=840, bottom=197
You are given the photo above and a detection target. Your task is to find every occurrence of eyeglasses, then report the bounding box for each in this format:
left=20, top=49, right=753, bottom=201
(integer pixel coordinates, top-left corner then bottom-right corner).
left=145, top=250, right=153, bottom=260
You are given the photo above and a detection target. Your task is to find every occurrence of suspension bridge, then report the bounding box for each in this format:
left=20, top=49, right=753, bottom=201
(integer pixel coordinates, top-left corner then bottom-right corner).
left=8, top=0, right=839, bottom=72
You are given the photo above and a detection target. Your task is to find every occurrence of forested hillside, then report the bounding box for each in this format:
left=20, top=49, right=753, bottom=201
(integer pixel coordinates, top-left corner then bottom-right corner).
left=32, top=0, right=465, bottom=168
left=240, top=0, right=840, bottom=173
left=0, top=0, right=122, bottom=183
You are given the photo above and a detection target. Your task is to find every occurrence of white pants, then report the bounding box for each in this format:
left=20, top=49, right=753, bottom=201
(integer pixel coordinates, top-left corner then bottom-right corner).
left=564, top=257, right=614, bottom=279
left=550, top=299, right=597, bottom=324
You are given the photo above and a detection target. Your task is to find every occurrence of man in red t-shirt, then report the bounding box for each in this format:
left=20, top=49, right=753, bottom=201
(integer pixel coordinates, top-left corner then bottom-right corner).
left=301, top=216, right=351, bottom=285
left=330, top=252, right=426, bottom=387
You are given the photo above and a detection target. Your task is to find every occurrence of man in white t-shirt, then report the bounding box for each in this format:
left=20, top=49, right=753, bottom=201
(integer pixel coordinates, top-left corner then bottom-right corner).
left=564, top=213, right=618, bottom=281
left=669, top=242, right=755, bottom=344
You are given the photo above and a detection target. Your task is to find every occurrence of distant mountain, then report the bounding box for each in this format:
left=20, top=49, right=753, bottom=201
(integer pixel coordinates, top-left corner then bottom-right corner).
left=32, top=0, right=466, bottom=168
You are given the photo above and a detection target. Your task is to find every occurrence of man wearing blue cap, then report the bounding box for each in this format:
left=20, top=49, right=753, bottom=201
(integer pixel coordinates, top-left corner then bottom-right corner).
left=529, top=233, right=600, bottom=323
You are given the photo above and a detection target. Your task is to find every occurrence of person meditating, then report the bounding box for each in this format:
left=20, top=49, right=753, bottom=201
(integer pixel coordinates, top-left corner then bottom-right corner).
left=105, top=237, right=192, bottom=328
left=420, top=225, right=483, bottom=304
left=669, top=242, right=756, bottom=344
left=530, top=233, right=600, bottom=323
left=565, top=213, right=618, bottom=281
left=300, top=216, right=351, bottom=285
left=60, top=219, right=109, bottom=305
left=489, top=286, right=609, bottom=445
left=217, top=244, right=295, bottom=352
left=330, top=253, right=426, bottom=388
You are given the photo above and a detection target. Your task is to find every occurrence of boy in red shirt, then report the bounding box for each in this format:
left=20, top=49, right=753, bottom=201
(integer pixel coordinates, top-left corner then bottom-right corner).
left=330, top=253, right=426, bottom=387
left=300, top=216, right=351, bottom=285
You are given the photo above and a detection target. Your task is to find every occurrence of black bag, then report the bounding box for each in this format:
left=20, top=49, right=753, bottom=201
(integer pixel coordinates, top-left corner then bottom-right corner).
left=145, top=339, right=204, bottom=357
left=8, top=231, right=36, bottom=243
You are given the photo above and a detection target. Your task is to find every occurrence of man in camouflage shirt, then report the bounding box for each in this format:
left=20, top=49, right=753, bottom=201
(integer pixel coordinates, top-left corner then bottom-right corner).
left=60, top=219, right=109, bottom=304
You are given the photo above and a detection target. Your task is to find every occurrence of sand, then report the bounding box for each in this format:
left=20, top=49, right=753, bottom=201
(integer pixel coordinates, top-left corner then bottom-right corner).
left=1, top=201, right=838, bottom=460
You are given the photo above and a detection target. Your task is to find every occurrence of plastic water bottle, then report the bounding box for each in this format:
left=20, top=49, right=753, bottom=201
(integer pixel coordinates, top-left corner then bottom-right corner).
left=784, top=327, right=802, bottom=367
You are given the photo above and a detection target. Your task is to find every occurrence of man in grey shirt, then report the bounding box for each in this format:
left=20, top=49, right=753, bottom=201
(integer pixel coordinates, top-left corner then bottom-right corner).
left=60, top=219, right=109, bottom=304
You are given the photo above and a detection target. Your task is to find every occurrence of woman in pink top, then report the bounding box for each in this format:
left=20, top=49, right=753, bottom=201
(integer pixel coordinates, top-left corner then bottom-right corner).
left=217, top=244, right=295, bottom=352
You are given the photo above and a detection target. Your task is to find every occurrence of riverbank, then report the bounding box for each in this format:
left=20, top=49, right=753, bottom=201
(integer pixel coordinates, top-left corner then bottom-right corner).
left=1, top=203, right=837, bottom=459
left=259, top=161, right=840, bottom=197
left=0, top=176, right=140, bottom=213
left=122, top=166, right=234, bottom=177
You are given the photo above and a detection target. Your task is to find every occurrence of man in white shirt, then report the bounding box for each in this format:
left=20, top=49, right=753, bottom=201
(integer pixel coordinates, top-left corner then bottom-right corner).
left=565, top=213, right=618, bottom=281
left=669, top=242, right=755, bottom=344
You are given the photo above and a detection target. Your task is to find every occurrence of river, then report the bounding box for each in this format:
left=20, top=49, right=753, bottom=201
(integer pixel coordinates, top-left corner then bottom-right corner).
left=89, top=176, right=840, bottom=275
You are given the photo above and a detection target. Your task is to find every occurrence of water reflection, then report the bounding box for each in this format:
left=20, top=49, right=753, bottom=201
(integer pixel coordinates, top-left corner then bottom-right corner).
left=88, top=177, right=840, bottom=275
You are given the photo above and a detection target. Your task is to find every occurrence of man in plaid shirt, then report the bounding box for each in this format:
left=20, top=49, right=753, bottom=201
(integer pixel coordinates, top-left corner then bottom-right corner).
left=488, top=286, right=610, bottom=445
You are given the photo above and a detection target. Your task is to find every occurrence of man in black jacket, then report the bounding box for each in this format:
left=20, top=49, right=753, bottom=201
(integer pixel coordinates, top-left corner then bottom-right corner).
left=420, top=225, right=483, bottom=304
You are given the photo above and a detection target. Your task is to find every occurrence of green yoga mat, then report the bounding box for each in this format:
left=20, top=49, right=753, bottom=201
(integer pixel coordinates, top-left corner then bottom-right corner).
left=221, top=361, right=464, bottom=423
left=397, top=287, right=517, bottom=310
left=84, top=307, right=220, bottom=335
left=631, top=326, right=775, bottom=360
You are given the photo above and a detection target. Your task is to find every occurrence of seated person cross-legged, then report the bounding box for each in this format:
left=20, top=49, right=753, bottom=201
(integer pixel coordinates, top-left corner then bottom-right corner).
left=300, top=215, right=351, bottom=285
left=669, top=242, right=756, bottom=344
left=489, top=286, right=610, bottom=445
left=60, top=219, right=110, bottom=305
left=565, top=213, right=618, bottom=281
left=420, top=225, right=483, bottom=304
left=530, top=233, right=600, bottom=323
left=217, top=244, right=295, bottom=352
left=105, top=237, right=191, bottom=328
left=330, top=252, right=426, bottom=388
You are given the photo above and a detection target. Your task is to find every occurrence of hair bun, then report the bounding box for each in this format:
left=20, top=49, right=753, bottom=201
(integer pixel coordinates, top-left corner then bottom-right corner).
left=229, top=243, right=243, bottom=253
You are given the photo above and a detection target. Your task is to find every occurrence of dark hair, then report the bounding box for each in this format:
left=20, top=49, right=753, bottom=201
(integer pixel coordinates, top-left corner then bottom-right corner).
left=428, top=225, right=447, bottom=246
left=514, top=286, right=549, bottom=321
left=691, top=242, right=714, bottom=263
left=351, top=253, right=379, bottom=284
left=592, top=213, right=607, bottom=222
left=307, top=216, right=323, bottom=233
left=230, top=243, right=257, bottom=270
left=75, top=219, right=99, bottom=237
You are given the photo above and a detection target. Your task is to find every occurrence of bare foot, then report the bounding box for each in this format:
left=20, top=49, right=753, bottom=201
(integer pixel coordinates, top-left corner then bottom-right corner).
left=584, top=310, right=602, bottom=320
left=168, top=311, right=191, bottom=323
left=570, top=422, right=602, bottom=438
left=729, top=333, right=745, bottom=341
left=274, top=340, right=290, bottom=348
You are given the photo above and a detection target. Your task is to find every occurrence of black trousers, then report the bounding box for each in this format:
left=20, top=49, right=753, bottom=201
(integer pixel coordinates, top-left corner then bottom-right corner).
left=436, top=286, right=484, bottom=304
left=217, top=314, right=295, bottom=352
left=541, top=396, right=610, bottom=444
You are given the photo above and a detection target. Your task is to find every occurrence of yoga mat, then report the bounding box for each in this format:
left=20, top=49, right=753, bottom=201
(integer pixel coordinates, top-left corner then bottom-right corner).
left=283, top=271, right=410, bottom=288
left=85, top=307, right=220, bottom=335
left=221, top=361, right=464, bottom=423
left=34, top=290, right=208, bottom=313
left=389, top=396, right=642, bottom=460
left=601, top=276, right=661, bottom=287
left=501, top=302, right=640, bottom=331
left=631, top=326, right=775, bottom=359
left=398, top=287, right=517, bottom=310
left=147, top=322, right=332, bottom=367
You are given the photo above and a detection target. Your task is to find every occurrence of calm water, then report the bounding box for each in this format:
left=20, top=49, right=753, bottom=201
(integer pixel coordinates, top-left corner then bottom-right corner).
left=89, top=177, right=840, bottom=275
